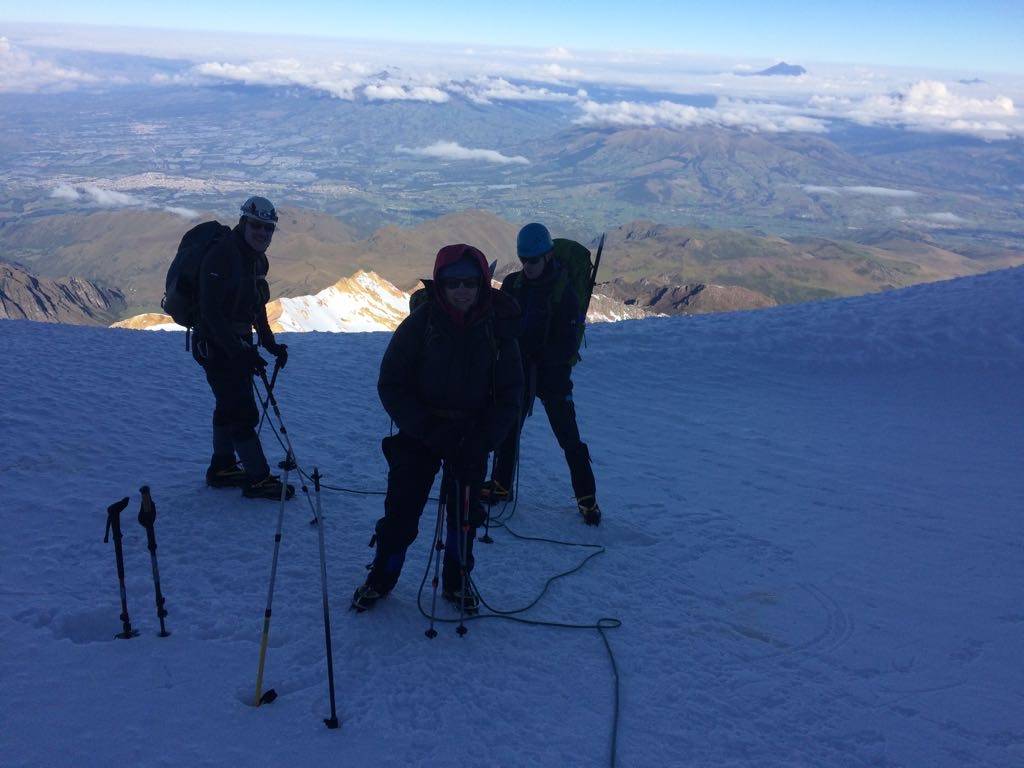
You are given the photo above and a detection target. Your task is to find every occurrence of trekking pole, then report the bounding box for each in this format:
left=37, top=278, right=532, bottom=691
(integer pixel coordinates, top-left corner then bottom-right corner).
left=104, top=497, right=139, bottom=639
left=483, top=406, right=525, bottom=538
left=424, top=465, right=449, bottom=639
left=137, top=486, right=170, bottom=637
left=455, top=468, right=469, bottom=637
left=311, top=468, right=340, bottom=729
left=481, top=452, right=497, bottom=544
left=253, top=448, right=294, bottom=707
left=256, top=359, right=282, bottom=438
left=258, top=367, right=299, bottom=460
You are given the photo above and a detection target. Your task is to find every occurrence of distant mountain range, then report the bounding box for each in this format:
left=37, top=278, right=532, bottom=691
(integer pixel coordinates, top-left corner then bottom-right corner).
left=5, top=206, right=1020, bottom=325
left=111, top=269, right=657, bottom=333
left=599, top=277, right=777, bottom=314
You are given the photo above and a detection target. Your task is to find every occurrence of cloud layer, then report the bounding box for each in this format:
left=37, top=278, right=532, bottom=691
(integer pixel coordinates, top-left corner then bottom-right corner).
left=0, top=36, right=98, bottom=92
left=576, top=98, right=828, bottom=134
left=809, top=80, right=1018, bottom=139
left=4, top=28, right=1023, bottom=140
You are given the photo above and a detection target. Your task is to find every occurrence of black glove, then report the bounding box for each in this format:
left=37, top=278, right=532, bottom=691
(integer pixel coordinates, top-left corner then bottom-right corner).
left=243, top=345, right=268, bottom=374
left=266, top=342, right=289, bottom=369
left=424, top=423, right=464, bottom=460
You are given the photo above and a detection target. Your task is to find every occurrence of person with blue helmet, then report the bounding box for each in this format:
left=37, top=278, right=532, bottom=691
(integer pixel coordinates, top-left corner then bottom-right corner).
left=481, top=223, right=601, bottom=525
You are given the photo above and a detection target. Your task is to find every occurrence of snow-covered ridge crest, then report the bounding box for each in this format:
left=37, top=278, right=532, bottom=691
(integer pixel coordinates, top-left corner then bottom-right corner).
left=112, top=270, right=652, bottom=332
left=268, top=270, right=410, bottom=333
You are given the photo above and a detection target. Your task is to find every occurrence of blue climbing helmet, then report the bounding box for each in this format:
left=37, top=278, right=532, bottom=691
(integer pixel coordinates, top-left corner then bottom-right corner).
left=517, top=223, right=554, bottom=260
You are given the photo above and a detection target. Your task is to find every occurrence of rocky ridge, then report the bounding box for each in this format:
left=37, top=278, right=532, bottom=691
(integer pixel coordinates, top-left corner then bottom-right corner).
left=0, top=261, right=126, bottom=324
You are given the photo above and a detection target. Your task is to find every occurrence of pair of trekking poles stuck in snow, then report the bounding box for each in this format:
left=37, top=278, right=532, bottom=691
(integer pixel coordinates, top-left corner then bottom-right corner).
left=103, top=486, right=169, bottom=640
left=252, top=365, right=340, bottom=729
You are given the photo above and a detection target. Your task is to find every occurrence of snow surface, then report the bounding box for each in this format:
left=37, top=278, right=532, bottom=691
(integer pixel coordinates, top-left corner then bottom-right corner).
left=2, top=267, right=1023, bottom=767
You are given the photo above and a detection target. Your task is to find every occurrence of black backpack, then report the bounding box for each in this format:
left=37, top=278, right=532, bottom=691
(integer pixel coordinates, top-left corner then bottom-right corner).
left=161, top=221, right=231, bottom=331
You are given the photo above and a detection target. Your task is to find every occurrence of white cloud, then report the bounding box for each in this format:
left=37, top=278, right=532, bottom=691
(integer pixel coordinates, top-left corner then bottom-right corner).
left=803, top=185, right=840, bottom=195
left=363, top=84, right=449, bottom=103
left=396, top=141, right=530, bottom=165
left=535, top=63, right=584, bottom=81
left=50, top=184, right=81, bottom=201
left=888, top=206, right=908, bottom=218
left=0, top=36, right=98, bottom=93
left=575, top=98, right=829, bottom=133
left=194, top=59, right=366, bottom=99
left=82, top=185, right=142, bottom=207
left=163, top=206, right=199, bottom=219
left=845, top=186, right=919, bottom=197
left=803, top=185, right=920, bottom=198
left=544, top=47, right=574, bottom=61
left=448, top=77, right=581, bottom=105
left=809, top=80, right=1017, bottom=138
left=49, top=181, right=200, bottom=218
left=922, top=212, right=972, bottom=225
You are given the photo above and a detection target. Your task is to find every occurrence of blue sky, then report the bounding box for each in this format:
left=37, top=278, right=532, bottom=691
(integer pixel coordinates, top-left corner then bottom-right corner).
left=1, top=0, right=1022, bottom=73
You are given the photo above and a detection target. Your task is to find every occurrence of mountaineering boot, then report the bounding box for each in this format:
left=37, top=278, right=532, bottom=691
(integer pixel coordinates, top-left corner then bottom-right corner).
left=480, top=479, right=512, bottom=505
left=205, top=455, right=247, bottom=488
left=243, top=473, right=295, bottom=500
left=234, top=434, right=271, bottom=480
left=442, top=583, right=480, bottom=614
left=577, top=495, right=602, bottom=526
left=350, top=582, right=388, bottom=613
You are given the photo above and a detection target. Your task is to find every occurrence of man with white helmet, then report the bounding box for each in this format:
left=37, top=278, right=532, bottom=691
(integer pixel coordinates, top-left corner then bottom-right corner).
left=192, top=195, right=292, bottom=500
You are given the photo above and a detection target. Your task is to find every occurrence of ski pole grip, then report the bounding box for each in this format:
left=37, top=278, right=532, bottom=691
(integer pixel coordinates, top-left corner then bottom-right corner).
left=105, top=497, right=130, bottom=542
left=138, top=485, right=159, bottom=549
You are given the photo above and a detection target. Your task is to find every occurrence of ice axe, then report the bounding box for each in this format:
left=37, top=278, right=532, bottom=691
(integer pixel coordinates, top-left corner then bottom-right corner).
left=138, top=486, right=170, bottom=637
left=104, top=497, right=139, bottom=639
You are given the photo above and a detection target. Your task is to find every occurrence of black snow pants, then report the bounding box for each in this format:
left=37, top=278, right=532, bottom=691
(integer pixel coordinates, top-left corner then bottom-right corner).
left=197, top=348, right=270, bottom=481
left=204, top=360, right=260, bottom=443
left=492, top=363, right=596, bottom=501
left=368, top=432, right=488, bottom=594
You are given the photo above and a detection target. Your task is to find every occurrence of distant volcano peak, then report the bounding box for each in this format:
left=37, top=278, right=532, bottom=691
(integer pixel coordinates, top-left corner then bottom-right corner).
left=751, top=61, right=807, bottom=77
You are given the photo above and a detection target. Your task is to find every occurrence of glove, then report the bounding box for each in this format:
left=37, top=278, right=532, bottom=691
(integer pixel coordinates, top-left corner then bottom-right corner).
left=266, top=342, right=289, bottom=369
left=424, top=423, right=464, bottom=460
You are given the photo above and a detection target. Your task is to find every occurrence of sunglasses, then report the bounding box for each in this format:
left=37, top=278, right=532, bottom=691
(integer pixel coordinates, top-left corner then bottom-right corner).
left=248, top=220, right=276, bottom=233
left=520, top=255, right=544, bottom=266
left=441, top=277, right=481, bottom=290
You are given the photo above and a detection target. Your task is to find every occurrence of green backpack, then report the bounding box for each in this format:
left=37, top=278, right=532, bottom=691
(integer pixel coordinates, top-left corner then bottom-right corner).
left=508, top=236, right=604, bottom=365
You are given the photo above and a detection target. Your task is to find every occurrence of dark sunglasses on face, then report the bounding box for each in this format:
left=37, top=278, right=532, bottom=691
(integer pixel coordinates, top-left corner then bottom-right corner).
left=442, top=277, right=481, bottom=290
left=520, top=255, right=544, bottom=266
left=248, top=220, right=276, bottom=233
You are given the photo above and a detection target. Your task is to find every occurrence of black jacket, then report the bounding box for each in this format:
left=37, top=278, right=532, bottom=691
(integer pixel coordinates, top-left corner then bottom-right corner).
left=194, top=225, right=274, bottom=361
left=378, top=284, right=524, bottom=452
left=500, top=260, right=580, bottom=367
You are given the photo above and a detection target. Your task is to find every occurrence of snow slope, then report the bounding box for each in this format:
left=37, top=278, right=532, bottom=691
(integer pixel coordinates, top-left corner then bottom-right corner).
left=2, top=267, right=1023, bottom=767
